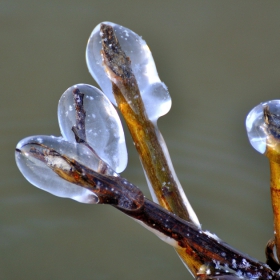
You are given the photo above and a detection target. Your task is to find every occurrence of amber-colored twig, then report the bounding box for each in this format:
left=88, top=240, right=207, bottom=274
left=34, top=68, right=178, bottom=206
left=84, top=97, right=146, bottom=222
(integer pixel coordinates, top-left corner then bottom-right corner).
left=264, top=105, right=280, bottom=263
left=100, top=23, right=200, bottom=274
left=100, top=23, right=196, bottom=221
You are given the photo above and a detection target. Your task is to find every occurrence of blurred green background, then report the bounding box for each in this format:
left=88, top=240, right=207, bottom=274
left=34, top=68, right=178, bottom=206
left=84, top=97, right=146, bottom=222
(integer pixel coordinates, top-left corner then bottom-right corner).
left=2, top=1, right=280, bottom=279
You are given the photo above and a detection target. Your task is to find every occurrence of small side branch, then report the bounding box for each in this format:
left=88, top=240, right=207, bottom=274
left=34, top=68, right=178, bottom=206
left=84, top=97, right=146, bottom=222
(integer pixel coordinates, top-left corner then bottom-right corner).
left=72, top=88, right=87, bottom=143
left=263, top=105, right=280, bottom=263
left=100, top=24, right=195, bottom=221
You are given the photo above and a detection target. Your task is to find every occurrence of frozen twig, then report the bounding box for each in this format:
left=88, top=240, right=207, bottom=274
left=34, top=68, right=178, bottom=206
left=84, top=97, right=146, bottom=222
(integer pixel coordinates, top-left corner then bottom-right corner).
left=100, top=23, right=202, bottom=274
left=100, top=23, right=198, bottom=222
left=263, top=105, right=280, bottom=263
left=16, top=142, right=278, bottom=279
left=71, top=88, right=110, bottom=174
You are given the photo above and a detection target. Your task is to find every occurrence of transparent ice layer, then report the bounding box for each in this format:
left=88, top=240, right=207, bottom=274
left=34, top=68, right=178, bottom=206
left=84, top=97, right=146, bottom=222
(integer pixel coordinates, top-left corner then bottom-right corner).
left=86, top=22, right=171, bottom=122
left=15, top=135, right=102, bottom=203
left=246, top=100, right=280, bottom=154
left=58, top=84, right=127, bottom=173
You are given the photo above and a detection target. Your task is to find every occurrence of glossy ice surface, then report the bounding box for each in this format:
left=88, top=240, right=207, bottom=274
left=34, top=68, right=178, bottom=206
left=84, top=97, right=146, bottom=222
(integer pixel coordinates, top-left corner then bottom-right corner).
left=15, top=135, right=100, bottom=203
left=246, top=100, right=280, bottom=154
left=86, top=22, right=171, bottom=122
left=58, top=84, right=127, bottom=173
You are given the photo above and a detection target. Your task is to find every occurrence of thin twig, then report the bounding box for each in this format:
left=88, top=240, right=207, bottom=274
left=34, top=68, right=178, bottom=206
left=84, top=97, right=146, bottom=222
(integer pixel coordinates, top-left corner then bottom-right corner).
left=72, top=88, right=87, bottom=143
left=100, top=24, right=191, bottom=218
left=264, top=105, right=280, bottom=263
left=100, top=23, right=201, bottom=274
left=71, top=87, right=110, bottom=174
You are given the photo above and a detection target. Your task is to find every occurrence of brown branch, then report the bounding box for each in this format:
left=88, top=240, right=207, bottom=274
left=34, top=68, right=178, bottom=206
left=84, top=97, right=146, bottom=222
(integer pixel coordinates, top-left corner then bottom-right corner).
left=71, top=87, right=111, bottom=175
left=19, top=142, right=278, bottom=279
left=72, top=88, right=87, bottom=143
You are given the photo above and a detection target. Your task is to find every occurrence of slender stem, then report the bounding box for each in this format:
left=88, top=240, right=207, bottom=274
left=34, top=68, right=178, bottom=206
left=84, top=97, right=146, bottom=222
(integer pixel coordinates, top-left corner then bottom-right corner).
left=264, top=105, right=280, bottom=262
left=100, top=24, right=198, bottom=219
left=72, top=88, right=87, bottom=143
left=71, top=88, right=111, bottom=174
left=100, top=23, right=200, bottom=275
left=99, top=23, right=197, bottom=223
left=269, top=160, right=280, bottom=261
left=266, top=150, right=280, bottom=262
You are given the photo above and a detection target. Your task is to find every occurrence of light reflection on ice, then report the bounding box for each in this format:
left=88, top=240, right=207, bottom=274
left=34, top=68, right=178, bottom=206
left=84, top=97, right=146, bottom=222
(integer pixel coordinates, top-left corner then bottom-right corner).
left=246, top=100, right=280, bottom=154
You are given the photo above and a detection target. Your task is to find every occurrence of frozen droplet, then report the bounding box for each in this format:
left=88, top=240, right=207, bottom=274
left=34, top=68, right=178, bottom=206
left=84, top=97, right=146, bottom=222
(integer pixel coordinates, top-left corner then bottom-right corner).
left=58, top=84, right=127, bottom=173
left=15, top=135, right=101, bottom=203
left=141, top=82, right=170, bottom=122
left=86, top=22, right=171, bottom=122
left=246, top=100, right=280, bottom=154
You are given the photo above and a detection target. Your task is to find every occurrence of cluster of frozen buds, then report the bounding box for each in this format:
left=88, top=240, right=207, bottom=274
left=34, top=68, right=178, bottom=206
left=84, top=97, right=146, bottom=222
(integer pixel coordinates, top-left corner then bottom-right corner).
left=15, top=22, right=280, bottom=279
left=16, top=22, right=172, bottom=205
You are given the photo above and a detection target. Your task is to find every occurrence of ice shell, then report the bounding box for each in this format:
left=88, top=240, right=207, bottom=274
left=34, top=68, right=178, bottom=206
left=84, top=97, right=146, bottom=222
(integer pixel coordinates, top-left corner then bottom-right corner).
left=86, top=22, right=171, bottom=122
left=246, top=100, right=280, bottom=154
left=15, top=135, right=102, bottom=203
left=58, top=84, right=127, bottom=173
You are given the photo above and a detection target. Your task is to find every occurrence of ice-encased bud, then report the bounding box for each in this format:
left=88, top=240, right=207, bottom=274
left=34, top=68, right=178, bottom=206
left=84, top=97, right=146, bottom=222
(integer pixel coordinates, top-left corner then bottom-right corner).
left=246, top=100, right=280, bottom=154
left=58, top=84, right=127, bottom=173
left=15, top=135, right=103, bottom=203
left=86, top=22, right=171, bottom=122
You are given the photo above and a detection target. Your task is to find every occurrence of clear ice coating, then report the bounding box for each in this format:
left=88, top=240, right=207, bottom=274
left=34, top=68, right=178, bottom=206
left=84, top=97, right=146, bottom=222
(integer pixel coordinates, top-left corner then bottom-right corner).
left=86, top=23, right=200, bottom=227
left=246, top=100, right=280, bottom=154
left=86, top=22, right=171, bottom=122
left=15, top=135, right=103, bottom=203
left=58, top=84, right=127, bottom=173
